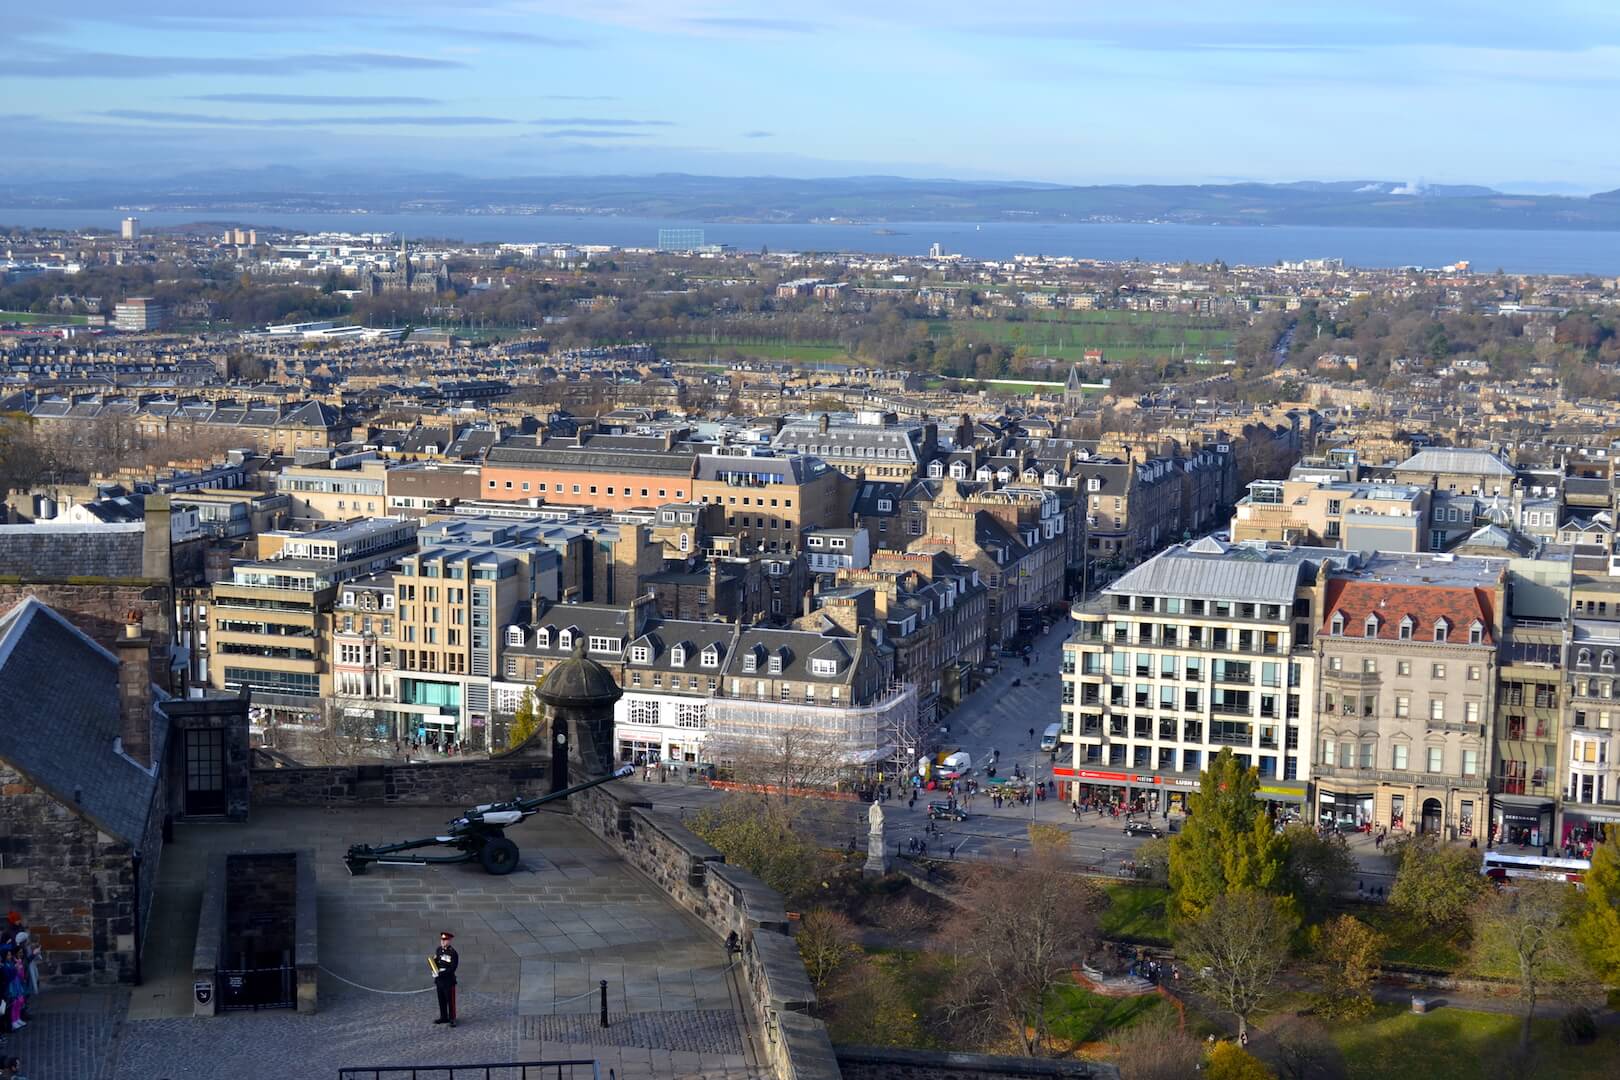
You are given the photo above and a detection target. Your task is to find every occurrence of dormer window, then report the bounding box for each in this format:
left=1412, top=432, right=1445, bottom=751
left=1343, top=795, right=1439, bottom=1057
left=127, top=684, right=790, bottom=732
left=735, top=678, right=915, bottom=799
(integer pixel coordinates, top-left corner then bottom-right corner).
left=1604, top=651, right=1616, bottom=670
left=1364, top=615, right=1379, bottom=638
left=589, top=635, right=619, bottom=655
left=1398, top=616, right=1413, bottom=641
left=1468, top=621, right=1484, bottom=645
left=811, top=658, right=839, bottom=676
left=928, top=461, right=944, bottom=477
left=950, top=462, right=967, bottom=479
left=556, top=627, right=571, bottom=649
left=742, top=650, right=758, bottom=673
left=671, top=645, right=687, bottom=667
left=1433, top=619, right=1449, bottom=643
left=701, top=645, right=721, bottom=669
left=1330, top=612, right=1345, bottom=635
left=630, top=645, right=651, bottom=664
left=768, top=651, right=784, bottom=674
left=505, top=626, right=524, bottom=647
left=1579, top=648, right=1593, bottom=668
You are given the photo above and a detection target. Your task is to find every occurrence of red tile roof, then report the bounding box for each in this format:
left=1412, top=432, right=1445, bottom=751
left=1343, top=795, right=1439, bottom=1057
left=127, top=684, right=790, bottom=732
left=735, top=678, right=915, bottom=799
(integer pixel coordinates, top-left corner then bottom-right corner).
left=1321, top=579, right=1496, bottom=645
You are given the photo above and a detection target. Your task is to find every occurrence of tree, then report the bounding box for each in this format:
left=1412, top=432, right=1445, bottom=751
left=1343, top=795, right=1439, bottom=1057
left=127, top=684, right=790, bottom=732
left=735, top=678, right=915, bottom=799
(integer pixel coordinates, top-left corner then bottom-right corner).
left=1279, top=825, right=1355, bottom=923
left=1311, top=915, right=1384, bottom=1019
left=1472, top=880, right=1591, bottom=1052
left=825, top=954, right=920, bottom=1046
left=1179, top=891, right=1297, bottom=1039
left=1388, top=834, right=1486, bottom=930
left=1206, top=1041, right=1276, bottom=1080
left=1110, top=1010, right=1204, bottom=1080
left=703, top=721, right=847, bottom=794
left=1132, top=836, right=1171, bottom=886
left=796, top=908, right=857, bottom=994
left=508, top=689, right=541, bottom=749
left=1573, top=835, right=1620, bottom=981
left=688, top=795, right=827, bottom=904
left=1168, top=749, right=1288, bottom=922
left=937, top=846, right=1102, bottom=1055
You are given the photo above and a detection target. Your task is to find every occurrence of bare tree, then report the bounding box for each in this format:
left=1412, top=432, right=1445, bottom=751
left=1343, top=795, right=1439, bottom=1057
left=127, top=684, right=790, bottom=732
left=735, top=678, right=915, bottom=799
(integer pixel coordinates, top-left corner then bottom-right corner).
left=1178, top=891, right=1297, bottom=1039
left=705, top=722, right=849, bottom=794
left=1471, top=880, right=1592, bottom=1053
left=1110, top=1010, right=1204, bottom=1080
left=937, top=836, right=1102, bottom=1055
left=796, top=908, right=858, bottom=994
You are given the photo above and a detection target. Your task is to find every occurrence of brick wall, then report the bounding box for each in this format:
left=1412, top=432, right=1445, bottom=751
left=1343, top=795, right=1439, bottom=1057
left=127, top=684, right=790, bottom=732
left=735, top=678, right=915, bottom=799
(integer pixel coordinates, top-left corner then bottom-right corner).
left=0, top=581, right=173, bottom=689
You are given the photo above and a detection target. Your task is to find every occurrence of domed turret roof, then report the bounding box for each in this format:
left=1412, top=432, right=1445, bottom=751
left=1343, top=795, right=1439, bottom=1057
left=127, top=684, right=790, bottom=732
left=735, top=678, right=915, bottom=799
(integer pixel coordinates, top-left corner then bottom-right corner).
left=536, top=640, right=623, bottom=707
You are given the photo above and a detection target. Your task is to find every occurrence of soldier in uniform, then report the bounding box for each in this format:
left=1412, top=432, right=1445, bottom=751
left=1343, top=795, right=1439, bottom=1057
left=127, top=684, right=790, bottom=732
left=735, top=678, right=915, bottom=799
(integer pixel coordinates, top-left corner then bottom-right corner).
left=431, top=931, right=459, bottom=1027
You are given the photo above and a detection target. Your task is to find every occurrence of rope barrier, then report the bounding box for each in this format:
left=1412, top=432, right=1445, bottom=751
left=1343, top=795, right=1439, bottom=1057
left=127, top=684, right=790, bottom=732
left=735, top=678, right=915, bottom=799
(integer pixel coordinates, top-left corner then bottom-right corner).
left=318, top=965, right=436, bottom=995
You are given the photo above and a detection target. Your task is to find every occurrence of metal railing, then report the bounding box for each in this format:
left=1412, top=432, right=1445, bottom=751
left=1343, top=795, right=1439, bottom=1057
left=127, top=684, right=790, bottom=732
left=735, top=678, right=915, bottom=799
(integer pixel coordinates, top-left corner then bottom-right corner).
left=338, top=1062, right=600, bottom=1080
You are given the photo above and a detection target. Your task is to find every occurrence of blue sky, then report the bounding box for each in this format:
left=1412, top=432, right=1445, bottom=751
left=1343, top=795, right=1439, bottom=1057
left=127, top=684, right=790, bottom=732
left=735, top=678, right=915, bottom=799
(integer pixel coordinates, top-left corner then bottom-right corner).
left=3, top=1, right=1619, bottom=190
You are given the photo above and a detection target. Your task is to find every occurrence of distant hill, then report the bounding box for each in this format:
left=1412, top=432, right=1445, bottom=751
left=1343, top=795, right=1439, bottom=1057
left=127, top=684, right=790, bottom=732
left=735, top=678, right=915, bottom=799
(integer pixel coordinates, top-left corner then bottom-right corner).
left=5, top=170, right=1620, bottom=230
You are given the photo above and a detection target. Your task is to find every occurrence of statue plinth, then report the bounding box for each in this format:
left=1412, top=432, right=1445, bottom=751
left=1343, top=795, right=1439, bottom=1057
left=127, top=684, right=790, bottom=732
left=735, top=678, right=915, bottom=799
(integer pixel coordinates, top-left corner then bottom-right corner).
left=863, top=798, right=889, bottom=877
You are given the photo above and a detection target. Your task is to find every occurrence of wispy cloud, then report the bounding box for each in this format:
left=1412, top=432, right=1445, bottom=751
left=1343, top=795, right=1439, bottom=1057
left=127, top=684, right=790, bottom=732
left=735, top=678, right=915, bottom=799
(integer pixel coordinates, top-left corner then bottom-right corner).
left=187, top=93, right=442, bottom=105
left=11, top=48, right=463, bottom=78
left=681, top=16, right=820, bottom=34
left=531, top=117, right=672, bottom=127
left=99, top=109, right=511, bottom=126
left=540, top=129, right=655, bottom=139
left=541, top=94, right=618, bottom=102
left=742, top=130, right=774, bottom=138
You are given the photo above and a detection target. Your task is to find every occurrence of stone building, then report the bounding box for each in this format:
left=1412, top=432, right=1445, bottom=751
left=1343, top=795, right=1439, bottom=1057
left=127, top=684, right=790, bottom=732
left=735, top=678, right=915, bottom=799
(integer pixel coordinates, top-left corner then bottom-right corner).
left=0, top=600, right=249, bottom=986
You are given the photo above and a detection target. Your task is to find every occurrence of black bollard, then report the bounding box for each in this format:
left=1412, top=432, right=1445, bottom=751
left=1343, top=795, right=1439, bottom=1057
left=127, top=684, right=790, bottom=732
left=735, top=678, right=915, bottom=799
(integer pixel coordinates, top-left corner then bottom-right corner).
left=600, top=979, right=609, bottom=1027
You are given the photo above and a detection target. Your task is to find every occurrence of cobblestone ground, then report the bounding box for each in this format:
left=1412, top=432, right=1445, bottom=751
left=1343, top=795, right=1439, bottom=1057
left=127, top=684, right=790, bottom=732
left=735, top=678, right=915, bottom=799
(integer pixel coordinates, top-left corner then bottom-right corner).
left=0, top=991, right=125, bottom=1080
left=522, top=1009, right=745, bottom=1055
left=118, top=985, right=522, bottom=1079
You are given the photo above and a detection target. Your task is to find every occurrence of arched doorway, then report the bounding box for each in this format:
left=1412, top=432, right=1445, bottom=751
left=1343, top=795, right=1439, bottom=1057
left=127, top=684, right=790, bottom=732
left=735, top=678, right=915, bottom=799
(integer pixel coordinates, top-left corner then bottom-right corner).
left=1421, top=798, right=1443, bottom=835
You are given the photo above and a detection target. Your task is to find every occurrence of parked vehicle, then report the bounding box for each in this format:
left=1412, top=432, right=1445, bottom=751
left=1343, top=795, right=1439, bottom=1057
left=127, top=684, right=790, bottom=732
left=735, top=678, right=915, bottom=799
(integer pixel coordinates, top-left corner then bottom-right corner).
left=928, top=802, right=968, bottom=821
left=1123, top=821, right=1164, bottom=838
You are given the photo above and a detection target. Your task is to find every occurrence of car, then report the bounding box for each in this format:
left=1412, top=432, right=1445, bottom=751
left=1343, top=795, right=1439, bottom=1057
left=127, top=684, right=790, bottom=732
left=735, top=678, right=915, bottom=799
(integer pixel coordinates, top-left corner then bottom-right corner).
left=927, top=802, right=968, bottom=821
left=1123, top=821, right=1164, bottom=838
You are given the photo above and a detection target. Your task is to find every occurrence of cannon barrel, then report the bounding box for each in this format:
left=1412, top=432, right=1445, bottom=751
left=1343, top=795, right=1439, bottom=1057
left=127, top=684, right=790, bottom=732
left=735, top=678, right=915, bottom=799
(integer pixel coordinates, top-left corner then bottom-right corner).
left=509, top=763, right=636, bottom=814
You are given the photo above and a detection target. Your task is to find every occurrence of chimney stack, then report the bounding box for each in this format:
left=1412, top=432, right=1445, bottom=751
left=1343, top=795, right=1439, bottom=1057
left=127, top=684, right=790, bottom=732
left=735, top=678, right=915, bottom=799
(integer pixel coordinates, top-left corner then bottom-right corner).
left=116, top=610, right=154, bottom=768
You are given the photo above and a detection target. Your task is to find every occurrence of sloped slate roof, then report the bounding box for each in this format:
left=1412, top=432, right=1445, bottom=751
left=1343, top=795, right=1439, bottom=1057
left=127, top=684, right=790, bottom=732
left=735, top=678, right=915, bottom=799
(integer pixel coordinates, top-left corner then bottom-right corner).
left=1396, top=448, right=1515, bottom=477
left=1108, top=549, right=1306, bottom=605
left=0, top=523, right=146, bottom=579
left=0, top=599, right=167, bottom=842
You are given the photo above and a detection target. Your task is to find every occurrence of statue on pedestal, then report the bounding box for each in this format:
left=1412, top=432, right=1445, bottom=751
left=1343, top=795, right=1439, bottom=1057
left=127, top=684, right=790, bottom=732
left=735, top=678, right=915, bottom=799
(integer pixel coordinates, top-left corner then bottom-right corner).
left=863, top=798, right=889, bottom=877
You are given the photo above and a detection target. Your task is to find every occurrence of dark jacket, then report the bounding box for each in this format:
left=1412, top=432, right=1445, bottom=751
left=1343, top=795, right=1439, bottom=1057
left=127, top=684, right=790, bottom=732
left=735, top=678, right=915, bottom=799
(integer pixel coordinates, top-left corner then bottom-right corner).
left=432, top=944, right=459, bottom=984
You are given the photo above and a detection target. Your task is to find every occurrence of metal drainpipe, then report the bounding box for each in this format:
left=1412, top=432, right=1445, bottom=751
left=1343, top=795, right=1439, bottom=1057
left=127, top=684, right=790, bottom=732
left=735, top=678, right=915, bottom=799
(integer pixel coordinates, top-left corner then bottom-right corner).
left=132, top=849, right=143, bottom=986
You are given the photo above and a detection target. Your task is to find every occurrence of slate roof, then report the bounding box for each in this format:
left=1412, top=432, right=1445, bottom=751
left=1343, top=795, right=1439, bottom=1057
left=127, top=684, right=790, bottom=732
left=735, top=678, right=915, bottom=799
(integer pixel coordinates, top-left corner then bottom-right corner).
left=1107, top=546, right=1314, bottom=606
left=0, top=522, right=146, bottom=579
left=0, top=599, right=167, bottom=843
left=1396, top=448, right=1516, bottom=477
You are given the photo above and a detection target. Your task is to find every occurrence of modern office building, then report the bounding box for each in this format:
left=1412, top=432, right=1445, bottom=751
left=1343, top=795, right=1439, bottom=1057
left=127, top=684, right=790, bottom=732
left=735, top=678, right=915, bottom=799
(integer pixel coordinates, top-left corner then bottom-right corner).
left=657, top=228, right=705, bottom=252
left=114, top=297, right=165, bottom=332
left=121, top=216, right=140, bottom=240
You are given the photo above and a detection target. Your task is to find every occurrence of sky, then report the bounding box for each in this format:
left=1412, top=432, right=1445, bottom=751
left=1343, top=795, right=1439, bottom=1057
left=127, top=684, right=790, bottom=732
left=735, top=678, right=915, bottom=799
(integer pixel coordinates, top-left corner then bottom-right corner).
left=3, top=1, right=1619, bottom=191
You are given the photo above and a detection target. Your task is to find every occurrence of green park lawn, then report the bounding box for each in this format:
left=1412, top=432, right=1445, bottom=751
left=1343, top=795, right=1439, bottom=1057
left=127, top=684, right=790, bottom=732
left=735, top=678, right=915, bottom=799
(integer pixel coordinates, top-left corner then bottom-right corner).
left=1330, top=1003, right=1620, bottom=1080
left=0, top=310, right=89, bottom=325
left=660, top=339, right=854, bottom=363
left=1045, top=983, right=1168, bottom=1045
left=1099, top=882, right=1172, bottom=945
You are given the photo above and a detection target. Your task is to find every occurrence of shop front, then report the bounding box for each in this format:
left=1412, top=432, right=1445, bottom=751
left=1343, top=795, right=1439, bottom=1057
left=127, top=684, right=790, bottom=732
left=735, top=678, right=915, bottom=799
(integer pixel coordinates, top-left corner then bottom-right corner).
left=1491, top=795, right=1556, bottom=850
left=1559, top=807, right=1620, bottom=857
left=1316, top=781, right=1481, bottom=841
left=1317, top=788, right=1374, bottom=831
left=1059, top=767, right=1303, bottom=816
left=1257, top=780, right=1309, bottom=825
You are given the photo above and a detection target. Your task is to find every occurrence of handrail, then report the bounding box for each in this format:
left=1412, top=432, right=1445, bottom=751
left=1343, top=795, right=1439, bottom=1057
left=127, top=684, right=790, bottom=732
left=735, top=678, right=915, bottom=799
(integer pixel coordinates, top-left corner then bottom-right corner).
left=337, top=1061, right=600, bottom=1080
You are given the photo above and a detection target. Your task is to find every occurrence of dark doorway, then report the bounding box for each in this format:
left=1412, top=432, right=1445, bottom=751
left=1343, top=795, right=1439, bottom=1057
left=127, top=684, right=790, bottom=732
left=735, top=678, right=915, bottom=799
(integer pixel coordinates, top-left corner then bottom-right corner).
left=185, top=727, right=227, bottom=816
left=1421, top=798, right=1443, bottom=835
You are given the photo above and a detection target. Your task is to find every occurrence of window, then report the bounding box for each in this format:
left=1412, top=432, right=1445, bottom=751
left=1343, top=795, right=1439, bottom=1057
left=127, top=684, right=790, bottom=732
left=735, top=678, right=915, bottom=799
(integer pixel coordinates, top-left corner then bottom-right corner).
left=1465, top=700, right=1480, bottom=725
left=1427, top=747, right=1443, bottom=773
left=1469, top=622, right=1484, bottom=645
left=1393, top=744, right=1408, bottom=770
left=1433, top=619, right=1448, bottom=642
left=627, top=699, right=659, bottom=725
left=1395, top=695, right=1410, bottom=718
left=1359, top=743, right=1374, bottom=769
left=1463, top=749, right=1479, bottom=777
left=1364, top=615, right=1379, bottom=637
left=671, top=645, right=686, bottom=667
left=1467, top=665, right=1480, bottom=681
left=1430, top=699, right=1445, bottom=723
left=505, top=626, right=524, bottom=647
left=1398, top=616, right=1413, bottom=640
left=630, top=645, right=651, bottom=663
left=1330, top=612, right=1345, bottom=635
left=1432, top=663, right=1446, bottom=679
left=588, top=635, right=618, bottom=655
left=1363, top=658, right=1377, bottom=674
left=1320, top=740, right=1336, bottom=766
left=1398, top=660, right=1411, bottom=676
left=811, top=657, right=839, bottom=675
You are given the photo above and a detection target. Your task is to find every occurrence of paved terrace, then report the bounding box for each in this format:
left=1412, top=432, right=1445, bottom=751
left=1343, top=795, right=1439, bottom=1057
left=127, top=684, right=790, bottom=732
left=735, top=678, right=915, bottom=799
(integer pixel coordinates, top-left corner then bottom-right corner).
left=23, top=805, right=765, bottom=1080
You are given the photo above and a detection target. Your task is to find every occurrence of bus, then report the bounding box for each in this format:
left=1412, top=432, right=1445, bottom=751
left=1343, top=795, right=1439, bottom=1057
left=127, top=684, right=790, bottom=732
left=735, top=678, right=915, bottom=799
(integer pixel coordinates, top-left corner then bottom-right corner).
left=1480, top=850, right=1589, bottom=885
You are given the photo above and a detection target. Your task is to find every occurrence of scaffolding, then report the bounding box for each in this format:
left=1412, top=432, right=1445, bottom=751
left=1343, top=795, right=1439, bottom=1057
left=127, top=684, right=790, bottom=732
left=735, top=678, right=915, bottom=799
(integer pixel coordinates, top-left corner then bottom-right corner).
left=704, top=682, right=918, bottom=771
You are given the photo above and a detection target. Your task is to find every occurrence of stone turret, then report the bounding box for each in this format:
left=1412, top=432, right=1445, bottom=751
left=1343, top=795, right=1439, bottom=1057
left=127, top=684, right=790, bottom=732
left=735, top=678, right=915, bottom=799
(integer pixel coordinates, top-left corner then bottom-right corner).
left=535, top=639, right=622, bottom=791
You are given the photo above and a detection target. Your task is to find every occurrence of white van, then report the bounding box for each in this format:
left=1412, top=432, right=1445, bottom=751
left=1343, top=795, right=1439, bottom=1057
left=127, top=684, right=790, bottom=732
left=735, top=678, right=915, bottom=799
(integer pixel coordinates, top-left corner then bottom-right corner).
left=1039, top=723, right=1061, bottom=752
left=938, top=751, right=972, bottom=777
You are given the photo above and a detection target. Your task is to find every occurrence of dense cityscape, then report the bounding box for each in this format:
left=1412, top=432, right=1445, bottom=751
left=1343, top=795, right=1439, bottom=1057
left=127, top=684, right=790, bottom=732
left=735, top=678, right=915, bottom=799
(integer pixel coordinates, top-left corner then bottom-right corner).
left=9, top=4, right=1620, bottom=1079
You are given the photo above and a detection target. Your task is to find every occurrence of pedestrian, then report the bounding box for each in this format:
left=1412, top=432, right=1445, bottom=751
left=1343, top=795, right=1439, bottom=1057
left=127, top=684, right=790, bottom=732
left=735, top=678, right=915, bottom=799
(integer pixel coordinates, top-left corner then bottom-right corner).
left=431, top=931, right=459, bottom=1028
left=1240, top=1030, right=1249, bottom=1049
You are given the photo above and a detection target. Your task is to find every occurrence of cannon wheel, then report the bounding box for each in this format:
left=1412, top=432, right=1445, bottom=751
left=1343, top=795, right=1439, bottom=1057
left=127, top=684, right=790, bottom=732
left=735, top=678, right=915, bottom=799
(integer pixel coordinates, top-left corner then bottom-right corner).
left=479, top=837, right=520, bottom=875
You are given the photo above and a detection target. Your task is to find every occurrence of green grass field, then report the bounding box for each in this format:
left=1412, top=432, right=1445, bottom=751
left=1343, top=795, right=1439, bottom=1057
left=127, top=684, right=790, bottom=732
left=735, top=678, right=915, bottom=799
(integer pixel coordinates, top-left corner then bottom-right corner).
left=1100, top=882, right=1172, bottom=945
left=926, top=312, right=1234, bottom=362
left=660, top=339, right=855, bottom=364
left=1330, top=1003, right=1619, bottom=1080
left=1045, top=984, right=1168, bottom=1045
left=0, top=310, right=90, bottom=325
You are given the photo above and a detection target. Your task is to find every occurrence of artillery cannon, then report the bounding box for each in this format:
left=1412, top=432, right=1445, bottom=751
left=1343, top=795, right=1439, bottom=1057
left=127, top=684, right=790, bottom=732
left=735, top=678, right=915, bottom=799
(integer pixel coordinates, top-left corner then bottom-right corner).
left=343, top=764, right=634, bottom=876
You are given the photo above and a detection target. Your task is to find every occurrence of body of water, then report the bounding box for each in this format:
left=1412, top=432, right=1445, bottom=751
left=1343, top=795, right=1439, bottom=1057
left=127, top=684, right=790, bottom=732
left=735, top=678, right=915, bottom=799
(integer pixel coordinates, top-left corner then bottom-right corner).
left=3, top=207, right=1618, bottom=275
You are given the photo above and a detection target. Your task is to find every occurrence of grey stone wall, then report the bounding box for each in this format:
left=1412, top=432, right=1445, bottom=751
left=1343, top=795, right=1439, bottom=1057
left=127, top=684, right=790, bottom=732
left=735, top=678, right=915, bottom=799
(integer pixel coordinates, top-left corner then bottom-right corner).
left=572, top=782, right=841, bottom=1080
left=0, top=761, right=156, bottom=987
left=251, top=754, right=550, bottom=807
left=837, top=1048, right=1117, bottom=1080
